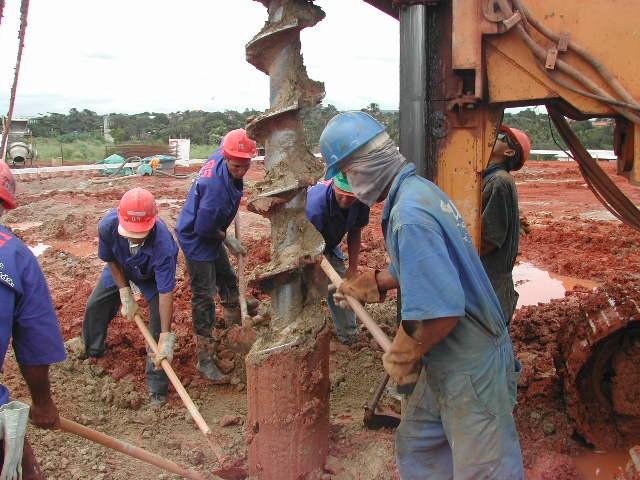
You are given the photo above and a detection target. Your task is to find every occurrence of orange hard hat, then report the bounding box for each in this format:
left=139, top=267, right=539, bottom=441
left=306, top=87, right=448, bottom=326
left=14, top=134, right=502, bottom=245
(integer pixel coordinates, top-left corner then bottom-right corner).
left=500, top=125, right=531, bottom=170
left=222, top=129, right=257, bottom=162
left=117, top=187, right=158, bottom=238
left=0, top=161, right=16, bottom=210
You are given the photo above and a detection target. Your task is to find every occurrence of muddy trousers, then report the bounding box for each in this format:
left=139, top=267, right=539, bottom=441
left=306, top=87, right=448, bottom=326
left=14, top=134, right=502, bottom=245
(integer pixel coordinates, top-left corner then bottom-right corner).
left=82, top=279, right=169, bottom=396
left=185, top=250, right=239, bottom=337
left=395, top=337, right=524, bottom=479
left=0, top=438, right=43, bottom=480
left=325, top=249, right=357, bottom=343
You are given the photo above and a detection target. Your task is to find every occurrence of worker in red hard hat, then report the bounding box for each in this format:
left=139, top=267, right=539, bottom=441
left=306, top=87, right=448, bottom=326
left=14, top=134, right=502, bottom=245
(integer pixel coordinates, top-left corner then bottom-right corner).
left=176, top=128, right=259, bottom=384
left=0, top=161, right=67, bottom=479
left=481, top=125, right=531, bottom=324
left=82, top=187, right=179, bottom=406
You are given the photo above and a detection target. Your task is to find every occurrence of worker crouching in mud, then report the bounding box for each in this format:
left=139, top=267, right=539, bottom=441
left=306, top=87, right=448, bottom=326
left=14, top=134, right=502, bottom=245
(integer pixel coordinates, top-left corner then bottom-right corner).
left=82, top=187, right=178, bottom=406
left=481, top=126, right=531, bottom=324
left=0, top=162, right=67, bottom=479
left=306, top=172, right=369, bottom=345
left=176, top=129, right=258, bottom=384
left=320, top=112, right=524, bottom=479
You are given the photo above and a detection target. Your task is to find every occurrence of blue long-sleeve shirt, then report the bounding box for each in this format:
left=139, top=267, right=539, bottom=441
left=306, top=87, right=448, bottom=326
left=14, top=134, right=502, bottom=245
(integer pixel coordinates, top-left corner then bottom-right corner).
left=175, top=157, right=243, bottom=261
left=306, top=180, right=370, bottom=253
left=99, top=209, right=178, bottom=300
left=0, top=226, right=66, bottom=405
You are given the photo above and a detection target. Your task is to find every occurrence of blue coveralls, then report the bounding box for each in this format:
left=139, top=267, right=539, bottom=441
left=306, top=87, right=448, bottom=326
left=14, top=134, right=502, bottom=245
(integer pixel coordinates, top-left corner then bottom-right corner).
left=0, top=225, right=67, bottom=405
left=175, top=156, right=242, bottom=335
left=383, top=164, right=523, bottom=479
left=306, top=180, right=370, bottom=343
left=83, top=210, right=178, bottom=395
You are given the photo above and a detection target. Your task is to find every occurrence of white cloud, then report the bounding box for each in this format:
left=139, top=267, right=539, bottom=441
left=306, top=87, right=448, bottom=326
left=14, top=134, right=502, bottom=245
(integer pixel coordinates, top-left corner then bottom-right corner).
left=0, top=0, right=399, bottom=117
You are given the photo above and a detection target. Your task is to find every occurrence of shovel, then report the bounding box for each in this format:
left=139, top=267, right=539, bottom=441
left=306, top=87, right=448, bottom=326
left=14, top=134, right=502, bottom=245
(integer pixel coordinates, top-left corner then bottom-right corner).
left=363, top=373, right=401, bottom=430
left=229, top=214, right=257, bottom=352
left=59, top=417, right=207, bottom=480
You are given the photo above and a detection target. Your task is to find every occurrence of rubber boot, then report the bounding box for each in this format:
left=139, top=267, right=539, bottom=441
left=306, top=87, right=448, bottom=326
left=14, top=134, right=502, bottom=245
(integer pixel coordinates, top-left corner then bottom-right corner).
left=246, top=297, right=260, bottom=317
left=196, top=335, right=230, bottom=384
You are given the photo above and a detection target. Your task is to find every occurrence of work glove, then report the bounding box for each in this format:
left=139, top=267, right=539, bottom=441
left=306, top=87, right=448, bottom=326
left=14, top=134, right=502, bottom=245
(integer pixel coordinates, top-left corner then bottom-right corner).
left=224, top=235, right=247, bottom=256
left=152, top=332, right=177, bottom=370
left=334, top=269, right=384, bottom=309
left=382, top=324, right=425, bottom=388
left=0, top=401, right=30, bottom=480
left=118, top=287, right=140, bottom=322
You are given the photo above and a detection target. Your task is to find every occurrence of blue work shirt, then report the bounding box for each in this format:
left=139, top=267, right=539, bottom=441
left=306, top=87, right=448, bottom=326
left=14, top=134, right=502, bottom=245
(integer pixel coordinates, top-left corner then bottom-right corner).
left=99, top=210, right=178, bottom=301
left=0, top=225, right=66, bottom=405
left=306, top=180, right=370, bottom=254
left=175, top=157, right=243, bottom=261
left=207, top=147, right=223, bottom=163
left=383, top=164, right=507, bottom=368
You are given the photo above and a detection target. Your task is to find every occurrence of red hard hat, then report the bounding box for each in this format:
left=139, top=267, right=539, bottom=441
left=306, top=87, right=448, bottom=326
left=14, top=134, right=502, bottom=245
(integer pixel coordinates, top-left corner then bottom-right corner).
left=222, top=129, right=257, bottom=162
left=117, top=187, right=158, bottom=238
left=500, top=125, right=531, bottom=170
left=0, top=161, right=16, bottom=210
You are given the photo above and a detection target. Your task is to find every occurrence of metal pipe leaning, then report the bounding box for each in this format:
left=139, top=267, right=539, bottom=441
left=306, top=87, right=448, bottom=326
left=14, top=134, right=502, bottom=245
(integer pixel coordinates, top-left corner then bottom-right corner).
left=132, top=313, right=226, bottom=464
left=59, top=417, right=206, bottom=480
left=319, top=257, right=392, bottom=352
left=234, top=215, right=250, bottom=327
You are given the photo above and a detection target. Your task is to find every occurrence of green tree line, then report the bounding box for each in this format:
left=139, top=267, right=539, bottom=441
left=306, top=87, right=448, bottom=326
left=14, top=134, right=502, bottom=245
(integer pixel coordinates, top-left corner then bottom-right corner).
left=29, top=106, right=613, bottom=150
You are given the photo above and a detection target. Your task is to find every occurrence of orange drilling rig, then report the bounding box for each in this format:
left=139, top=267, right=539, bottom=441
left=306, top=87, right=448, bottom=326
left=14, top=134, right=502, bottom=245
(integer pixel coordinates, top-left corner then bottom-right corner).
left=244, top=1, right=640, bottom=477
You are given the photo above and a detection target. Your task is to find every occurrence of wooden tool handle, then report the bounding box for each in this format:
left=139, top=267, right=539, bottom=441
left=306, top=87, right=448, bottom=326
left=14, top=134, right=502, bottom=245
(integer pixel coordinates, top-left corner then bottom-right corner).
left=234, top=215, right=250, bottom=326
left=59, top=417, right=206, bottom=480
left=133, top=314, right=225, bottom=463
left=319, top=257, right=392, bottom=352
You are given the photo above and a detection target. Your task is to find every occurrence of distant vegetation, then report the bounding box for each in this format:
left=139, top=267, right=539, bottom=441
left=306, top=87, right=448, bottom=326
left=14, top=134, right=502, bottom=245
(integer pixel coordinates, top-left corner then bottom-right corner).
left=28, top=105, right=613, bottom=162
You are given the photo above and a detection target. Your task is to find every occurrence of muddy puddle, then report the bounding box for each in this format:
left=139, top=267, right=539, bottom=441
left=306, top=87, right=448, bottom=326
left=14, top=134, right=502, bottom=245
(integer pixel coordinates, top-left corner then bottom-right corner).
left=574, top=448, right=629, bottom=479
left=514, top=262, right=599, bottom=308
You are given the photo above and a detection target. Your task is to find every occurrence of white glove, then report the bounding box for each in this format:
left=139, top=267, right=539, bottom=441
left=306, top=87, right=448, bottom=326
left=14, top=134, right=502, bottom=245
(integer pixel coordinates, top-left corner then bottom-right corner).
left=119, top=287, right=139, bottom=321
left=152, top=332, right=177, bottom=370
left=0, top=401, right=30, bottom=480
left=224, top=235, right=247, bottom=256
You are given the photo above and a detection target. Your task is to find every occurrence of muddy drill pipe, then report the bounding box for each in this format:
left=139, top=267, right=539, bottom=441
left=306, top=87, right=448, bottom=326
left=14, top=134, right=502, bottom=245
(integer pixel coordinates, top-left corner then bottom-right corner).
left=244, top=1, right=329, bottom=479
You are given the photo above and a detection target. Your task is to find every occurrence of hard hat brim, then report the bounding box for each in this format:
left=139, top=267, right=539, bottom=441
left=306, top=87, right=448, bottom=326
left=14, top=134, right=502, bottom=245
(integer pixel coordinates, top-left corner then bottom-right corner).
left=118, top=222, right=154, bottom=239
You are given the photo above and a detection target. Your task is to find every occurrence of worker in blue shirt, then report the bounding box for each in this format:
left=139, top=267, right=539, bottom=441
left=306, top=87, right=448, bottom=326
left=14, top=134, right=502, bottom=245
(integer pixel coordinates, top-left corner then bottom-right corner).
left=306, top=172, right=369, bottom=344
left=82, top=187, right=178, bottom=406
left=0, top=162, right=67, bottom=479
left=176, top=129, right=257, bottom=384
left=321, top=112, right=524, bottom=480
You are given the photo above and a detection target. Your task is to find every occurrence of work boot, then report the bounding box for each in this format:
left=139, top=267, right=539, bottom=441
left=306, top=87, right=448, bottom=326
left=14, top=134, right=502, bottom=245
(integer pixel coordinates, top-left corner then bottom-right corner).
left=196, top=335, right=230, bottom=384
left=149, top=393, right=167, bottom=407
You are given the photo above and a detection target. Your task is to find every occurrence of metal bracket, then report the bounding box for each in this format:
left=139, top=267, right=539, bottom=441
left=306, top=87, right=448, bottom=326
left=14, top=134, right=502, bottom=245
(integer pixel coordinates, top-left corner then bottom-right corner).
left=501, top=11, right=521, bottom=30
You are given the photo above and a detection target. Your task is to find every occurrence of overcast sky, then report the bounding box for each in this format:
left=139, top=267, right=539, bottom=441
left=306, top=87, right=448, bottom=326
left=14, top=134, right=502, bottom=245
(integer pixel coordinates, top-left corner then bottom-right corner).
left=0, top=0, right=399, bottom=117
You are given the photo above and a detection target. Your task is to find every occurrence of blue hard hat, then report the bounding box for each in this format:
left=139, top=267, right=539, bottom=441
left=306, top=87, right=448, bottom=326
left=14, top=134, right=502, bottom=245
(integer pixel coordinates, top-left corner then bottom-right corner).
left=320, top=111, right=386, bottom=180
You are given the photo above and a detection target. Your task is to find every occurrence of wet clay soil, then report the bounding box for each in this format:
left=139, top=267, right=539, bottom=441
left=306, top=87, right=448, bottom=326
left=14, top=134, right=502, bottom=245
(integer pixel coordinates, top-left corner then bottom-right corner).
left=1, top=160, right=638, bottom=479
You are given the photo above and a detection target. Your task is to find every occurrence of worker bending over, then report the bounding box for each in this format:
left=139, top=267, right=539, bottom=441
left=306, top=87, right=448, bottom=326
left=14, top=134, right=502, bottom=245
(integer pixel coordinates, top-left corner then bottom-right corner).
left=321, top=112, right=524, bottom=479
left=306, top=172, right=369, bottom=344
left=176, top=129, right=257, bottom=384
left=481, top=126, right=531, bottom=323
left=83, top=187, right=178, bottom=406
left=0, top=162, right=66, bottom=479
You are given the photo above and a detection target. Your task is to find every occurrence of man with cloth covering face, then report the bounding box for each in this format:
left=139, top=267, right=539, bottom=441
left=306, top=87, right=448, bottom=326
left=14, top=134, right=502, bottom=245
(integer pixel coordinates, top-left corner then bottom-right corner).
left=320, top=111, right=524, bottom=480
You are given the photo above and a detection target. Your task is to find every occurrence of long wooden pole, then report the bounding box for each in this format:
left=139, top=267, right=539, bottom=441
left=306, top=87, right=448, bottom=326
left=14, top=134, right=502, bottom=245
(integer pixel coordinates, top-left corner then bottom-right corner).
left=234, top=215, right=250, bottom=326
left=133, top=313, right=225, bottom=464
left=319, top=257, right=392, bottom=352
left=1, top=0, right=30, bottom=163
left=59, top=418, right=207, bottom=480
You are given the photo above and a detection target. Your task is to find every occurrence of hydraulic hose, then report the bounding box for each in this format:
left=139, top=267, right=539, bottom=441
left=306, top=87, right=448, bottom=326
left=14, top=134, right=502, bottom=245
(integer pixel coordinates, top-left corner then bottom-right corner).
left=495, top=0, right=640, bottom=124
left=511, top=0, right=640, bottom=110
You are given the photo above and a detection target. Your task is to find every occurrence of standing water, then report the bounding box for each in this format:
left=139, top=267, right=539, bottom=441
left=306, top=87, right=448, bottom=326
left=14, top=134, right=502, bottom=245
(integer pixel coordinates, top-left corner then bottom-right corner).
left=513, top=262, right=599, bottom=308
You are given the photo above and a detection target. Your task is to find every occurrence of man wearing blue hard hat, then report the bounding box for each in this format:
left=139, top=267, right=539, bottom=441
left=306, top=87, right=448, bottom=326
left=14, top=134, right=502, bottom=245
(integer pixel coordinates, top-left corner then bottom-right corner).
left=321, top=111, right=524, bottom=480
left=306, top=172, right=370, bottom=345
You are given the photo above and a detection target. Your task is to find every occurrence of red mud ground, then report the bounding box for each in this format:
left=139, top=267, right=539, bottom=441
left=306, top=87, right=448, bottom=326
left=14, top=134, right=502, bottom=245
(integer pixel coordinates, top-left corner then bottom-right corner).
left=3, top=159, right=640, bottom=479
